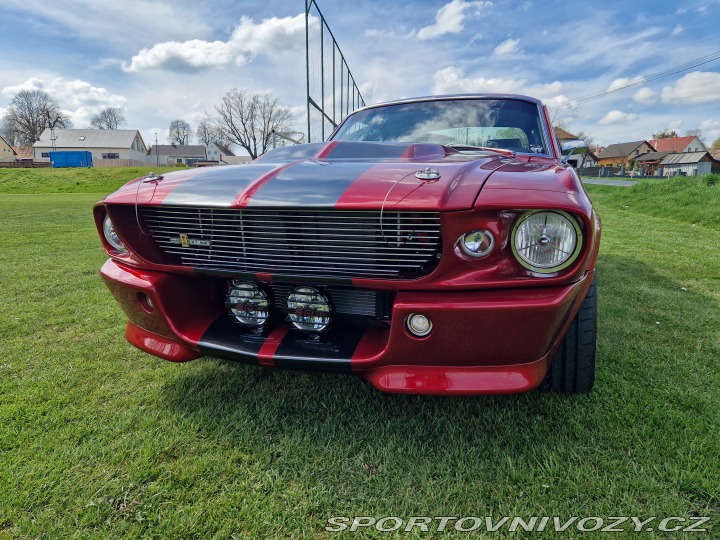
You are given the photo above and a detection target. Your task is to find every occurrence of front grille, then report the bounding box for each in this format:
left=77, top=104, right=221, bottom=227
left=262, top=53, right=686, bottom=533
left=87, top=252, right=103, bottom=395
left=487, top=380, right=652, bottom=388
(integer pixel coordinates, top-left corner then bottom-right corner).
left=140, top=207, right=442, bottom=279
left=267, top=284, right=392, bottom=319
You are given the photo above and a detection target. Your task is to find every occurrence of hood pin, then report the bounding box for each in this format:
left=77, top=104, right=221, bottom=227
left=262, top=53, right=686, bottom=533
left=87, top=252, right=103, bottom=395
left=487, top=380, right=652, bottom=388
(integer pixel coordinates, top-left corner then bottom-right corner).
left=415, top=167, right=441, bottom=181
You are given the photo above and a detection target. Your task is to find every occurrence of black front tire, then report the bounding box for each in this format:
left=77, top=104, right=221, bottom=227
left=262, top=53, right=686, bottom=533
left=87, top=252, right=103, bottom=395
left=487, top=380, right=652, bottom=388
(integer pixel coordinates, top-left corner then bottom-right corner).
left=540, top=275, right=597, bottom=394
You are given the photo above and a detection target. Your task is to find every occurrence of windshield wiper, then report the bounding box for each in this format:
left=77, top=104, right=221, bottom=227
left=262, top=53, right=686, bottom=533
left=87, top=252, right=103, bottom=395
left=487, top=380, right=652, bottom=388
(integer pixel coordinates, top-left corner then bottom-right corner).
left=446, top=144, right=516, bottom=157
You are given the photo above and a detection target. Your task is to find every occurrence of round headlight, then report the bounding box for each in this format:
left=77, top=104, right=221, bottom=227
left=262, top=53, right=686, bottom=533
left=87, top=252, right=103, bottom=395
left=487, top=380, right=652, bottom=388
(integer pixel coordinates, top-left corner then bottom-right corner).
left=227, top=281, right=271, bottom=327
left=287, top=286, right=332, bottom=332
left=457, top=230, right=494, bottom=258
left=512, top=210, right=582, bottom=273
left=103, top=215, right=126, bottom=253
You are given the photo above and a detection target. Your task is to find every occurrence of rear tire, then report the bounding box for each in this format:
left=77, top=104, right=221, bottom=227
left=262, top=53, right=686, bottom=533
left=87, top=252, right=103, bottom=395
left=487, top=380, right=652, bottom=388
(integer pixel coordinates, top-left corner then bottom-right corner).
left=540, top=275, right=597, bottom=394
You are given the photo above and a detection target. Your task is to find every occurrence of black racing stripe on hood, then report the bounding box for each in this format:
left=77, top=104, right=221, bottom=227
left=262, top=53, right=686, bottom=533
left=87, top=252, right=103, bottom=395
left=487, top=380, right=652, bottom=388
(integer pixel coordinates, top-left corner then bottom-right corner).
left=161, top=164, right=279, bottom=206
left=246, top=161, right=375, bottom=207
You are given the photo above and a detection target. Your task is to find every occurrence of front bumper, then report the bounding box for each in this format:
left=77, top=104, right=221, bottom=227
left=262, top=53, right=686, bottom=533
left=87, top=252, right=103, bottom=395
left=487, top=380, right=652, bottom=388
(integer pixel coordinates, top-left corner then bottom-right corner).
left=101, top=259, right=591, bottom=395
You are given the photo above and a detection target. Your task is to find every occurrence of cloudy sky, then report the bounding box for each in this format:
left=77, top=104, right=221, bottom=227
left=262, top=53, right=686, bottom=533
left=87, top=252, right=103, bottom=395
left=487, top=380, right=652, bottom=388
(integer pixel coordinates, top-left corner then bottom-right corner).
left=1, top=0, right=719, bottom=152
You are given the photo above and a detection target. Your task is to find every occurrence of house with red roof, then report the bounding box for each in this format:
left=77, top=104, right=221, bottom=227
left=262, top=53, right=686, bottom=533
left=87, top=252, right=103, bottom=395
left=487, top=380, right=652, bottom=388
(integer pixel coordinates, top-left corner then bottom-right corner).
left=11, top=146, right=34, bottom=162
left=649, top=135, right=706, bottom=154
left=596, top=140, right=654, bottom=167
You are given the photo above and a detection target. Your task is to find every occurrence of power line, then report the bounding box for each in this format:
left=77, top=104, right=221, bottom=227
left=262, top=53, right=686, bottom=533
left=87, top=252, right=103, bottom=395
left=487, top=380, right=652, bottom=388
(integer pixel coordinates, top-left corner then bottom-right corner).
left=552, top=49, right=720, bottom=110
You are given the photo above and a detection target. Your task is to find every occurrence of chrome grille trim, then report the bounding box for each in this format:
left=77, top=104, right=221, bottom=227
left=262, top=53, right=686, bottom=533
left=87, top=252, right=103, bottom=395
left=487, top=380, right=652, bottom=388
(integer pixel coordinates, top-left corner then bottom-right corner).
left=267, top=284, right=387, bottom=318
left=140, top=207, right=442, bottom=279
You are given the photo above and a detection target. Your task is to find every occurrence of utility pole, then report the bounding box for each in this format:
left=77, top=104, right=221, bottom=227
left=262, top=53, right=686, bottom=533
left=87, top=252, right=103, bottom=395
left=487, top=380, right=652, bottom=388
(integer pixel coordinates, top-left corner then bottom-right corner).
left=46, top=110, right=63, bottom=151
left=155, top=133, right=159, bottom=166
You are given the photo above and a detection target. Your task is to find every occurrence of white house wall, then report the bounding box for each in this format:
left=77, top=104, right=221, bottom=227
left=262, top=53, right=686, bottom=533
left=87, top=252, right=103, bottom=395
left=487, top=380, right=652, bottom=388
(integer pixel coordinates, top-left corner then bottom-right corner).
left=662, top=162, right=711, bottom=176
left=34, top=147, right=150, bottom=163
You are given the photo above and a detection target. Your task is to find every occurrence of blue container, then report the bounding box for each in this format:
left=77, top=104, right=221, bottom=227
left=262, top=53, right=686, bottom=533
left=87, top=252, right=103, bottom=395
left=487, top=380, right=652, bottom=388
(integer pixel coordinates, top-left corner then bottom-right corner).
left=49, top=151, right=93, bottom=168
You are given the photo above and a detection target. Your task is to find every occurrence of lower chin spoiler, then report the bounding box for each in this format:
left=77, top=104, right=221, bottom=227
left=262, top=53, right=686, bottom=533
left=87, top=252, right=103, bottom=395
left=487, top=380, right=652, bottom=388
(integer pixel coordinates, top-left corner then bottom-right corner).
left=363, top=358, right=550, bottom=395
left=124, top=321, right=551, bottom=395
left=125, top=322, right=200, bottom=363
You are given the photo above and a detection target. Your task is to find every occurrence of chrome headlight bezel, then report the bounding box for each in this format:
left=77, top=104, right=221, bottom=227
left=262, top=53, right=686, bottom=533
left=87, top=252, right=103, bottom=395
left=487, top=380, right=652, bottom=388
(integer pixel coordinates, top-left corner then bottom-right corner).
left=102, top=214, right=127, bottom=254
left=456, top=229, right=495, bottom=259
left=511, top=210, right=583, bottom=274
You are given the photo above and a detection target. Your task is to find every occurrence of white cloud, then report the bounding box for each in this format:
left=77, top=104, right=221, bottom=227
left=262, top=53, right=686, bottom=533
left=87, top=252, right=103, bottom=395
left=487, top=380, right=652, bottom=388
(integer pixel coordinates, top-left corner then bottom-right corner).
left=1, top=77, right=45, bottom=97
left=123, top=14, right=307, bottom=72
left=606, top=76, right=645, bottom=92
left=229, top=14, right=309, bottom=57
left=432, top=66, right=507, bottom=93
left=124, top=39, right=236, bottom=72
left=671, top=25, right=683, bottom=36
left=598, top=110, right=639, bottom=125
left=700, top=119, right=720, bottom=139
left=700, top=119, right=720, bottom=130
left=433, top=67, right=521, bottom=94
left=668, top=119, right=683, bottom=129
left=633, top=87, right=657, bottom=104
left=661, top=71, right=720, bottom=103
left=432, top=66, right=566, bottom=105
left=544, top=95, right=573, bottom=109
left=493, top=38, right=520, bottom=56
left=3, top=0, right=211, bottom=48
left=363, top=28, right=397, bottom=39
left=417, top=0, right=492, bottom=40
left=541, top=22, right=662, bottom=80
left=2, top=77, right=127, bottom=128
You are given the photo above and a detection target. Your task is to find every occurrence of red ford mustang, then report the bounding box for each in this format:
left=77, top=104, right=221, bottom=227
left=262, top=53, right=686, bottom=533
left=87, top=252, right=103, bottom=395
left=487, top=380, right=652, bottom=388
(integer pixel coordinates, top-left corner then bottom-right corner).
left=94, top=94, right=600, bottom=395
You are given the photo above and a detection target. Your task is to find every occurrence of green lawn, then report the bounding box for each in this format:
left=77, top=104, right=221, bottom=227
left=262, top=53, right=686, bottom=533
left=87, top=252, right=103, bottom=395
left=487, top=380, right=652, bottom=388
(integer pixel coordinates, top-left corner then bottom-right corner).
left=0, top=171, right=718, bottom=538
left=0, top=166, right=176, bottom=195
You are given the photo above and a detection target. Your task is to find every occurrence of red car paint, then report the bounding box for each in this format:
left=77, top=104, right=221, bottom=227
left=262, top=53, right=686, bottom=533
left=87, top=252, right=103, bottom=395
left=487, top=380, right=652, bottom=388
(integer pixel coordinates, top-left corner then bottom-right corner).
left=95, top=95, right=600, bottom=395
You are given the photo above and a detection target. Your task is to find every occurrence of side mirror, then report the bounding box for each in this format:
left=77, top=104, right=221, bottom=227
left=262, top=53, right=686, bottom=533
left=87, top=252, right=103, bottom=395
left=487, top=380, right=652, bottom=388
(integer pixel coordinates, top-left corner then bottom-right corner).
left=560, top=139, right=588, bottom=155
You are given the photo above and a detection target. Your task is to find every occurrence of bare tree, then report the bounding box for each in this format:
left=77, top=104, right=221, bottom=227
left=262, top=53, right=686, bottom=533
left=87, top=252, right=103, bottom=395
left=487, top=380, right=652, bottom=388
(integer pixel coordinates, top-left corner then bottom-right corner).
left=552, top=117, right=569, bottom=131
left=552, top=118, right=596, bottom=151
left=573, top=130, right=596, bottom=152
left=684, top=128, right=705, bottom=143
left=1, top=89, right=71, bottom=146
left=210, top=89, right=293, bottom=159
left=168, top=119, right=191, bottom=145
left=551, top=120, right=597, bottom=175
left=90, top=107, right=126, bottom=129
left=0, top=116, right=21, bottom=146
left=195, top=120, right=219, bottom=146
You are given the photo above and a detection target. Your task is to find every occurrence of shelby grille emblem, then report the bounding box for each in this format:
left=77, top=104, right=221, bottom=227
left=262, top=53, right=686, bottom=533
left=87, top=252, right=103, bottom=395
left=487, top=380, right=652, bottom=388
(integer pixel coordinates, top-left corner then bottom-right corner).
left=170, top=233, right=211, bottom=248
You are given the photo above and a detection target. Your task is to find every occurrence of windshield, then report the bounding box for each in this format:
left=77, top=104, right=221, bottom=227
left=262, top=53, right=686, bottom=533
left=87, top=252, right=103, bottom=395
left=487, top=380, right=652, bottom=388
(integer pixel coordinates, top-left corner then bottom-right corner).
left=331, top=98, right=549, bottom=155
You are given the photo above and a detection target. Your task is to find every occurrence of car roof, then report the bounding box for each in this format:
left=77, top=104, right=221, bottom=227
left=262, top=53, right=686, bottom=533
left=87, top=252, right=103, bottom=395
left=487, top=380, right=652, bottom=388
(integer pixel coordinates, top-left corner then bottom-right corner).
left=354, top=94, right=545, bottom=112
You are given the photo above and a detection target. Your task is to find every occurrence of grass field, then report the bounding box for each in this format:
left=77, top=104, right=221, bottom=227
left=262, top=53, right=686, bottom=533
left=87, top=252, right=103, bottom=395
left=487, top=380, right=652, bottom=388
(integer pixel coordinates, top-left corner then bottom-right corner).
left=0, top=170, right=718, bottom=538
left=0, top=167, right=177, bottom=195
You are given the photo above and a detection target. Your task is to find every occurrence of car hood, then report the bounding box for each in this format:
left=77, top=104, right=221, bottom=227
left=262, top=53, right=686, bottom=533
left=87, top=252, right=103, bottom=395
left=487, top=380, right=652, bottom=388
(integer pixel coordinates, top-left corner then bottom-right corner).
left=103, top=141, right=560, bottom=211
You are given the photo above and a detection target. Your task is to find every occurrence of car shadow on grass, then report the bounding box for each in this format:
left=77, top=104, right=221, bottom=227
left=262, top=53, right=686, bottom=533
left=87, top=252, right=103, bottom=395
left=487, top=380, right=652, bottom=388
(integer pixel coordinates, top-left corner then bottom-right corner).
left=152, top=256, right=720, bottom=529
left=159, top=340, right=586, bottom=480
left=159, top=255, right=718, bottom=473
